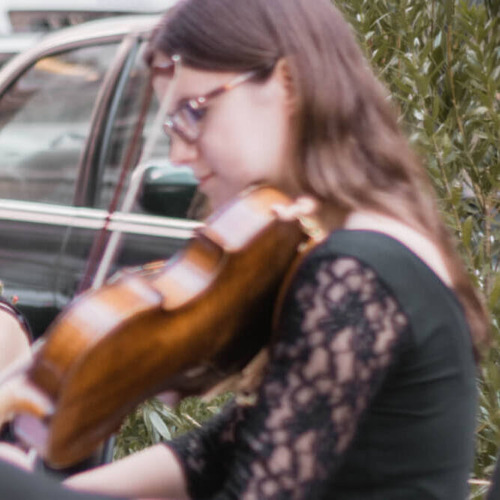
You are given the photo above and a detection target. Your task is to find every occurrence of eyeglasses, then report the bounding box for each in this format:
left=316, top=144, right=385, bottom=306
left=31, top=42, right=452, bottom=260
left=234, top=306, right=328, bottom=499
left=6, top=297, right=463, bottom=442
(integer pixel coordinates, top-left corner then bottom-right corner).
left=162, top=69, right=259, bottom=144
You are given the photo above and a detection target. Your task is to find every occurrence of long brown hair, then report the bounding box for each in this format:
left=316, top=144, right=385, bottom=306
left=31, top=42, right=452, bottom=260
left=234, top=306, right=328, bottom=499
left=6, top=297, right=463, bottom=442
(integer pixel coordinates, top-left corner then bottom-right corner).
left=146, top=0, right=489, bottom=356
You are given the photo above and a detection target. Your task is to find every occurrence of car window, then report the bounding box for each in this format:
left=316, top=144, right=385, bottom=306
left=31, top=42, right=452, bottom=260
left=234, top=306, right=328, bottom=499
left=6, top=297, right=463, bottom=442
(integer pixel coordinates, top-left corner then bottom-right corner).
left=0, top=43, right=119, bottom=205
left=97, top=42, right=199, bottom=220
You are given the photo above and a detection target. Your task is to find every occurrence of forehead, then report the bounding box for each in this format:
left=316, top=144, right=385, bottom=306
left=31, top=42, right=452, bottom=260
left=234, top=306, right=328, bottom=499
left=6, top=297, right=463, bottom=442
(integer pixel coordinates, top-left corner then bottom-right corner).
left=150, top=51, right=240, bottom=101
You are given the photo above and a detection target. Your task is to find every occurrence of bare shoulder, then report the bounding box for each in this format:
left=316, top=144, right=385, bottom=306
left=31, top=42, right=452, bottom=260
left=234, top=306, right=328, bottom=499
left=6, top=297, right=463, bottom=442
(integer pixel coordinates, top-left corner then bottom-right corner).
left=344, top=211, right=453, bottom=287
left=0, top=310, right=31, bottom=372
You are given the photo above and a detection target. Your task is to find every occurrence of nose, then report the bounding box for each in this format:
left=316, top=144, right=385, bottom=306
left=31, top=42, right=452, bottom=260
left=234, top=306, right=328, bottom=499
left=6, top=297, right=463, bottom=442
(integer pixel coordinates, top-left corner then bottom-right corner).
left=168, top=135, right=198, bottom=166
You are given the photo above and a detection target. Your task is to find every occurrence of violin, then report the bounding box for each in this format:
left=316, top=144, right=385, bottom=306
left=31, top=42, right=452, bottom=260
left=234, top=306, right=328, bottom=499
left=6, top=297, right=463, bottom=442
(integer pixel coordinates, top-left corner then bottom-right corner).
left=0, top=185, right=318, bottom=468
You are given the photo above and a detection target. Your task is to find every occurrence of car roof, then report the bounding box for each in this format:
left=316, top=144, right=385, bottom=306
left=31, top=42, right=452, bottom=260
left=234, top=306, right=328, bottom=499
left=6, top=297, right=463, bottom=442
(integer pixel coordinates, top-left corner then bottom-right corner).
left=0, top=14, right=161, bottom=92
left=0, top=1, right=176, bottom=34
left=0, top=14, right=162, bottom=79
left=3, top=0, right=169, bottom=12
left=33, top=14, right=162, bottom=47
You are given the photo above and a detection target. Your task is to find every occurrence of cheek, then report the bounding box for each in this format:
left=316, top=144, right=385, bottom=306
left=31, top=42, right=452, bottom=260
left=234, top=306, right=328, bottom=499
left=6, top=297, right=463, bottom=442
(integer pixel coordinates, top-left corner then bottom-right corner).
left=208, top=123, right=288, bottom=190
left=201, top=115, right=258, bottom=171
left=199, top=96, right=291, bottom=190
left=240, top=113, right=291, bottom=182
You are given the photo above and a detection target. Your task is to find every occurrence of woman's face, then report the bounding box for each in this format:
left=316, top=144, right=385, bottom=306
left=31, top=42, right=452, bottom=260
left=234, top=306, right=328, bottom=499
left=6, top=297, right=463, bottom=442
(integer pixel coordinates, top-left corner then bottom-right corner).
left=152, top=53, right=299, bottom=210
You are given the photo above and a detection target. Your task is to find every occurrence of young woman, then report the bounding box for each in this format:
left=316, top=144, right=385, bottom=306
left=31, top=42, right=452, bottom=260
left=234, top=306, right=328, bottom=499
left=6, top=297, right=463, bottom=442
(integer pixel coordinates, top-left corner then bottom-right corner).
left=0, top=0, right=489, bottom=498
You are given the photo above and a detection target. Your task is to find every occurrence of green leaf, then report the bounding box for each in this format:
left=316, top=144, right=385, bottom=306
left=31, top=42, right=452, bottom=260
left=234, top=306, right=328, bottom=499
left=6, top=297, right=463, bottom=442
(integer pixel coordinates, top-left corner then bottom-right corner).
left=149, top=411, right=172, bottom=440
left=489, top=273, right=500, bottom=310
left=433, top=31, right=443, bottom=50
left=461, top=216, right=474, bottom=250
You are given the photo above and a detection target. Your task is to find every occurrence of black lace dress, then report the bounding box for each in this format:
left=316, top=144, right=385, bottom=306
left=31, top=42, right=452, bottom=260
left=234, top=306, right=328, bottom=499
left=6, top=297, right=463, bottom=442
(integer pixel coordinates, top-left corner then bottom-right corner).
left=166, top=230, right=477, bottom=500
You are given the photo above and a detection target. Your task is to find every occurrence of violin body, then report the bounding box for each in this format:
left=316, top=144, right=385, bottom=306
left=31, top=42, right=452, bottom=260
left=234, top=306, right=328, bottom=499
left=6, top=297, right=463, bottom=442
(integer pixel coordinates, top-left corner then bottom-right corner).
left=0, top=186, right=310, bottom=467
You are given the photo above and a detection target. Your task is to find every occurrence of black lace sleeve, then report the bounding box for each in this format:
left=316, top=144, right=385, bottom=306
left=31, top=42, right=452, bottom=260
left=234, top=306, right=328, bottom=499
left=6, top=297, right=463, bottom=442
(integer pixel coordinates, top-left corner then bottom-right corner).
left=167, top=254, right=410, bottom=500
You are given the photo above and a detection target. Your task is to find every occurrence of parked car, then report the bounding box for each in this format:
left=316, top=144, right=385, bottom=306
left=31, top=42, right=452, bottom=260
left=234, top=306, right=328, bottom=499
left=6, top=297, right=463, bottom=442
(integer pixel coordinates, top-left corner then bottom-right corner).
left=0, top=0, right=173, bottom=35
left=0, top=14, right=201, bottom=338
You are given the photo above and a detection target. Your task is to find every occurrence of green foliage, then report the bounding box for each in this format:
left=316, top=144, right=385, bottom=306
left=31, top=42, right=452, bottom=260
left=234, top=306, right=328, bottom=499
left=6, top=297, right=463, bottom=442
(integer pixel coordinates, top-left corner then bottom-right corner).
left=339, top=0, right=499, bottom=497
left=113, top=393, right=233, bottom=460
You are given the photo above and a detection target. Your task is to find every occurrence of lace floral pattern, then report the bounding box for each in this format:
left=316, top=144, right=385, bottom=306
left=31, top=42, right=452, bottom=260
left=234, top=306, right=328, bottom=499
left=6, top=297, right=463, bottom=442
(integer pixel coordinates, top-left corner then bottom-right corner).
left=168, top=255, right=410, bottom=500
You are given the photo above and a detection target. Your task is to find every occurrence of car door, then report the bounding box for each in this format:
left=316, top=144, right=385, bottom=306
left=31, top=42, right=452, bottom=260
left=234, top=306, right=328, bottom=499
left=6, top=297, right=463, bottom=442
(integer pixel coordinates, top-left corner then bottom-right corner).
left=0, top=37, right=129, bottom=336
left=54, top=36, right=201, bottom=327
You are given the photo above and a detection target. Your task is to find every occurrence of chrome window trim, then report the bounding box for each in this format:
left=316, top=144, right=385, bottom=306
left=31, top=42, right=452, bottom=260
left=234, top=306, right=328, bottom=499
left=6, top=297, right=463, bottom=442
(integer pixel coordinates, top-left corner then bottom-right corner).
left=76, top=34, right=140, bottom=206
left=0, top=199, right=201, bottom=239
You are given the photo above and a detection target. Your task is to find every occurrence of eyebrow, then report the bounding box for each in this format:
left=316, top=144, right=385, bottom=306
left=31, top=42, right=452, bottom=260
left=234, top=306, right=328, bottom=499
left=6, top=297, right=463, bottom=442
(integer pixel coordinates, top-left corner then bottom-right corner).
left=150, top=61, right=175, bottom=77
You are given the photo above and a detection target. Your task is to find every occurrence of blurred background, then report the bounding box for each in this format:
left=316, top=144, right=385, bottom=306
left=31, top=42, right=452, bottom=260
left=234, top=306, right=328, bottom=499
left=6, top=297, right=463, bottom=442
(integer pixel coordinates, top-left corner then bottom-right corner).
left=0, top=0, right=168, bottom=35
